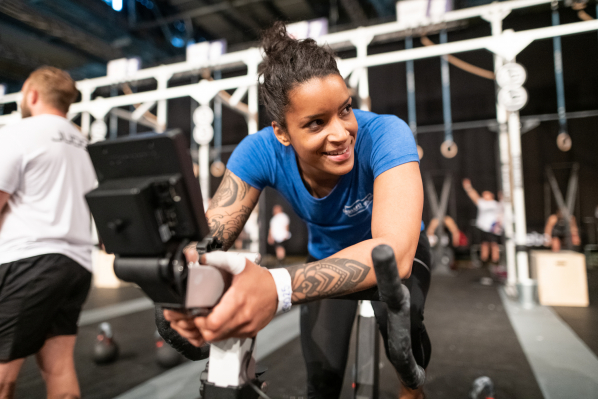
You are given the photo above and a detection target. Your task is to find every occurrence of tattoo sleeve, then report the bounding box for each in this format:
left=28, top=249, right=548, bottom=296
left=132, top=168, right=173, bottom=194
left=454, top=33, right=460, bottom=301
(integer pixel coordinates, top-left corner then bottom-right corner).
left=210, top=170, right=251, bottom=209
left=205, top=170, right=256, bottom=251
left=287, top=258, right=371, bottom=304
left=207, top=206, right=253, bottom=250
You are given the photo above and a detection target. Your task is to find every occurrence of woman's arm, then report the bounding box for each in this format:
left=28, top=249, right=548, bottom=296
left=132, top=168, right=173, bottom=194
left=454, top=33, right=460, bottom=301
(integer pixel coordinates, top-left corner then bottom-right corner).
left=169, top=163, right=423, bottom=343
left=570, top=215, right=581, bottom=246
left=184, top=169, right=261, bottom=262
left=443, top=216, right=462, bottom=247
left=426, top=218, right=439, bottom=237
left=462, top=178, right=480, bottom=205
left=287, top=162, right=422, bottom=303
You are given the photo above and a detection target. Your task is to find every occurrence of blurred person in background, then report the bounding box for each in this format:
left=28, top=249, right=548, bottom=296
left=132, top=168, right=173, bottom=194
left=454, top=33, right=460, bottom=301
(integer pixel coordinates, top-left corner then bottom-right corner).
left=0, top=67, right=96, bottom=399
left=462, top=178, right=501, bottom=263
left=268, top=204, right=292, bottom=264
left=544, top=209, right=581, bottom=252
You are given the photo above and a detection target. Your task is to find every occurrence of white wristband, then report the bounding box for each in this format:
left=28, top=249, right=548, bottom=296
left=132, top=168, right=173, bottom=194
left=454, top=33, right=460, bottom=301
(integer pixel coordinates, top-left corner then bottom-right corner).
left=267, top=268, right=292, bottom=315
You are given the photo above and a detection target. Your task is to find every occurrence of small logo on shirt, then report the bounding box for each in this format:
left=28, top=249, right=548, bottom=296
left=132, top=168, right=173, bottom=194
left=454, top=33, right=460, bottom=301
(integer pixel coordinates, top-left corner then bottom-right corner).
left=343, top=193, right=373, bottom=217
left=52, top=131, right=87, bottom=149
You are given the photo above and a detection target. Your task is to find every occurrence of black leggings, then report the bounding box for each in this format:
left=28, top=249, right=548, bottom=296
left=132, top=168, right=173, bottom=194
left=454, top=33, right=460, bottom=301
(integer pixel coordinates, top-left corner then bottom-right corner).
left=300, top=232, right=432, bottom=399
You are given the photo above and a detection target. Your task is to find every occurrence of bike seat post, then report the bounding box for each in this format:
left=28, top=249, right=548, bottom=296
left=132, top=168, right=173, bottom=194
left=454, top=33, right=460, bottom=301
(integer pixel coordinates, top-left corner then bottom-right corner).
left=354, top=300, right=380, bottom=399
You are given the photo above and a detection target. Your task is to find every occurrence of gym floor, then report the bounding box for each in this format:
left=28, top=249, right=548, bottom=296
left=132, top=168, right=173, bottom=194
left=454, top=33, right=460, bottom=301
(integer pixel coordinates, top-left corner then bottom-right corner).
left=15, top=263, right=598, bottom=399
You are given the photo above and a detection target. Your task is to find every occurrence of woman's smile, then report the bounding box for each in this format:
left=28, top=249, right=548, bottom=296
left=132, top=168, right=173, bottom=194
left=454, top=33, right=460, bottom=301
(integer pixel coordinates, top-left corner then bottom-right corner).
left=321, top=140, right=353, bottom=162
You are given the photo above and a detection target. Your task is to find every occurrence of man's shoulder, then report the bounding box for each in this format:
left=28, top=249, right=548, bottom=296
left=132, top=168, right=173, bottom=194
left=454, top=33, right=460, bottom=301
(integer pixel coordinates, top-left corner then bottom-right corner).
left=0, top=115, right=74, bottom=135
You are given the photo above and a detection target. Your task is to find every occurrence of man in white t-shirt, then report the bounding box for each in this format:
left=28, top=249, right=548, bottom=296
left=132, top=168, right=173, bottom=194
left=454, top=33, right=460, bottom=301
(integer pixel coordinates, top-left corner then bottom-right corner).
left=463, top=179, right=501, bottom=263
left=0, top=67, right=96, bottom=399
left=267, top=205, right=292, bottom=264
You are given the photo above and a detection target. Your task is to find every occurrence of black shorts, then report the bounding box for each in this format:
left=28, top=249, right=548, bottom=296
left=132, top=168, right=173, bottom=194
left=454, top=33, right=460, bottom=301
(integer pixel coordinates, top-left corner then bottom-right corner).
left=300, top=232, right=431, bottom=398
left=273, top=240, right=288, bottom=250
left=0, top=253, right=92, bottom=361
left=478, top=228, right=500, bottom=244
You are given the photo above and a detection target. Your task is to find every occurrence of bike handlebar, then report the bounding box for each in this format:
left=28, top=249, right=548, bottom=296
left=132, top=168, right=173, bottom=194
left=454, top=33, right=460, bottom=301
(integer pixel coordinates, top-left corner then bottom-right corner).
left=370, top=244, right=426, bottom=390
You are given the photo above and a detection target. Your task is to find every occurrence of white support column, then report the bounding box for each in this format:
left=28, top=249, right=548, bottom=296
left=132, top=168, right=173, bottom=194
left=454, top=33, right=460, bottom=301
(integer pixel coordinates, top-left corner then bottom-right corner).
left=247, top=60, right=259, bottom=135
left=246, top=59, right=260, bottom=253
left=352, top=32, right=374, bottom=112
left=80, top=87, right=92, bottom=139
left=486, top=11, right=517, bottom=288
left=199, top=143, right=210, bottom=211
left=508, top=111, right=530, bottom=282
left=499, top=124, right=517, bottom=285
left=156, top=73, right=171, bottom=133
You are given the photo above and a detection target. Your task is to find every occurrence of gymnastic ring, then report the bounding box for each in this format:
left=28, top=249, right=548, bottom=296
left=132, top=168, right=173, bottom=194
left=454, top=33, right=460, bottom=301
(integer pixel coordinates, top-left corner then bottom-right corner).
left=440, top=140, right=458, bottom=158
left=556, top=132, right=572, bottom=152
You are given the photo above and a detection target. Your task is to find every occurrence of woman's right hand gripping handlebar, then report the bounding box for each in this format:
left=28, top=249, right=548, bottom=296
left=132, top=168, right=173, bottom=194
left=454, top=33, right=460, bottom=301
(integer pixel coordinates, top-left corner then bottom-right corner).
left=163, top=245, right=278, bottom=346
left=163, top=245, right=205, bottom=347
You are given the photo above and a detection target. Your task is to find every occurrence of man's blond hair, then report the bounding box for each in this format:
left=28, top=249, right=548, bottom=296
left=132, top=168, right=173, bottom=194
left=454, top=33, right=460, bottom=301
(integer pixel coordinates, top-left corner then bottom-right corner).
left=26, top=67, right=79, bottom=113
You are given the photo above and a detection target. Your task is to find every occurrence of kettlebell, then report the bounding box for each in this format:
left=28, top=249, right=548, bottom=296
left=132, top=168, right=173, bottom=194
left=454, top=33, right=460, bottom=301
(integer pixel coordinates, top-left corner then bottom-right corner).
left=155, top=330, right=183, bottom=368
left=470, top=376, right=495, bottom=399
left=93, top=322, right=119, bottom=364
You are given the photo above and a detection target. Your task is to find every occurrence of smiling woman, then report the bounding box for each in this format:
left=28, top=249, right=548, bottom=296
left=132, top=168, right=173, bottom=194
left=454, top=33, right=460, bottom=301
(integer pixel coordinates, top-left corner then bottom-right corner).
left=164, top=21, right=430, bottom=399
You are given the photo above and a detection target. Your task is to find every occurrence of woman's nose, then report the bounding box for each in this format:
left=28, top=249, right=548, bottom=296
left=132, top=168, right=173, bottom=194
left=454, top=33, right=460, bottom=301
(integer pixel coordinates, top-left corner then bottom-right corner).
left=327, top=118, right=349, bottom=143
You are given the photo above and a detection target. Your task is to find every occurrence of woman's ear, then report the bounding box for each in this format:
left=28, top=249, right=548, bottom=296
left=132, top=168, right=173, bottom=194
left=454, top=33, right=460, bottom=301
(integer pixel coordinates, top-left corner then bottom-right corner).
left=272, top=122, right=291, bottom=147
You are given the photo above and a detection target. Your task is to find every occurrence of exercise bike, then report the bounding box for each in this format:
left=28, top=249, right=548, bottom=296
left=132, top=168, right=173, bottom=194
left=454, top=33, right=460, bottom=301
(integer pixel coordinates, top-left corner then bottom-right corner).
left=85, top=131, right=490, bottom=399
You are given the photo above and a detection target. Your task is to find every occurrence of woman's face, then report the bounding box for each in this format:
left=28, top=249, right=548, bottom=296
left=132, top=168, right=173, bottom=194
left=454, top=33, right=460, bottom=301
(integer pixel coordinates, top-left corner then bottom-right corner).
left=273, top=74, right=358, bottom=181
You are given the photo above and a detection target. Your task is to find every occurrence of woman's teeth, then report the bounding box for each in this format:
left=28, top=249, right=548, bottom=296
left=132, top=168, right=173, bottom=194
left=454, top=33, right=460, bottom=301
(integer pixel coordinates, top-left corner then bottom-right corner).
left=324, top=147, right=348, bottom=155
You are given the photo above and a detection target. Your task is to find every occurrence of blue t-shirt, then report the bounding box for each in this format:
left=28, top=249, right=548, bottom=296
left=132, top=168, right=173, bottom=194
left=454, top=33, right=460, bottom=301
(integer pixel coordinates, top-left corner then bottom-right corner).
left=227, top=109, right=421, bottom=260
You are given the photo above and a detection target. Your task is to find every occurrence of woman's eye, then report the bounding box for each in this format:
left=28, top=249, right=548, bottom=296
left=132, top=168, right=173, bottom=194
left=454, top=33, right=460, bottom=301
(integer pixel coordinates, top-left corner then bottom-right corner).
left=341, top=104, right=352, bottom=115
left=308, top=119, right=324, bottom=129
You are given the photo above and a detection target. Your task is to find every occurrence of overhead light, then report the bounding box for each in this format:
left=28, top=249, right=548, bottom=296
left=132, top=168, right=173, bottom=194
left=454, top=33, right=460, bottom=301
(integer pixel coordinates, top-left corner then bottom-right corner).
left=171, top=37, right=186, bottom=48
left=112, top=0, right=123, bottom=11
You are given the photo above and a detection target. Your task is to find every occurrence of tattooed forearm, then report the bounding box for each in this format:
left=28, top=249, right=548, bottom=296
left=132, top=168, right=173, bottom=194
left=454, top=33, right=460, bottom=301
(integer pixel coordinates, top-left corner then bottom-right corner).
left=287, top=258, right=371, bottom=304
left=209, top=170, right=252, bottom=209
left=207, top=205, right=253, bottom=250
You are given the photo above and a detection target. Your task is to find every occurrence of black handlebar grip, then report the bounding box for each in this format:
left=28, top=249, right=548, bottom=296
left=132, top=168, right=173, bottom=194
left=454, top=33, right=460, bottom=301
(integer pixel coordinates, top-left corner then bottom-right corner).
left=371, top=244, right=426, bottom=390
left=371, top=244, right=404, bottom=310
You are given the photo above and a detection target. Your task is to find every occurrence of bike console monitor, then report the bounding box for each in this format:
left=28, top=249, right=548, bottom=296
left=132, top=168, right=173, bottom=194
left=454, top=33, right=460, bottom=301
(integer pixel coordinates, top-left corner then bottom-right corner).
left=85, top=131, right=219, bottom=309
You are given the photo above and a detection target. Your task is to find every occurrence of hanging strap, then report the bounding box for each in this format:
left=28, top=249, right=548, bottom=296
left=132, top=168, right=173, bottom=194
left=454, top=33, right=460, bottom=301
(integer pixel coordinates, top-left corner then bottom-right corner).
left=552, top=4, right=568, bottom=135
left=440, top=30, right=453, bottom=143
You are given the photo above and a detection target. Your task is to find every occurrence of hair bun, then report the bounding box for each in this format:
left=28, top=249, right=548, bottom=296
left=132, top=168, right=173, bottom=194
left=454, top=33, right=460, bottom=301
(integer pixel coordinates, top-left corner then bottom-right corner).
left=261, top=21, right=295, bottom=57
left=258, top=21, right=340, bottom=130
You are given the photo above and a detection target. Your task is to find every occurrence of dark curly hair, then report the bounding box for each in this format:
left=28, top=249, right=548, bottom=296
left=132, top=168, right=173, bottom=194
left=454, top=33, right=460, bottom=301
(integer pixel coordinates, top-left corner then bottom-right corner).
left=259, top=21, right=340, bottom=131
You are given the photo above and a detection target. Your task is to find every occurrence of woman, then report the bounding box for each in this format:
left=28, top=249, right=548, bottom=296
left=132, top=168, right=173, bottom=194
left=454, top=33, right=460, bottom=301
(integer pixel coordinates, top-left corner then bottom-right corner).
left=165, top=22, right=431, bottom=399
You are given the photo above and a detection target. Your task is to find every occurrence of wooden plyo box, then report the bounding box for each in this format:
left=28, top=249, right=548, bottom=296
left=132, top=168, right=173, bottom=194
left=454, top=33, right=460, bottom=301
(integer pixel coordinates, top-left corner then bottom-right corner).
left=530, top=250, right=589, bottom=307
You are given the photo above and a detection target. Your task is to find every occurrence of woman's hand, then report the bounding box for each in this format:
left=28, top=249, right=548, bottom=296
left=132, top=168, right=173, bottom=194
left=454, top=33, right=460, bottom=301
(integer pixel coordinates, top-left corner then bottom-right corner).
left=194, top=260, right=278, bottom=342
left=163, top=309, right=205, bottom=347
left=462, top=178, right=472, bottom=190
left=163, top=259, right=278, bottom=346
